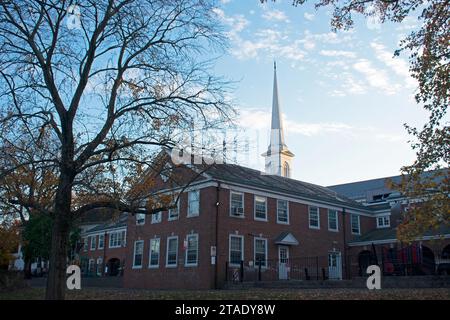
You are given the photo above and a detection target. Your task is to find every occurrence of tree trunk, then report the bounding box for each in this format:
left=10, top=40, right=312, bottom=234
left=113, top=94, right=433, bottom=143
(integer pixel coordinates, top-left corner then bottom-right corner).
left=45, top=172, right=73, bottom=300
left=23, top=256, right=32, bottom=280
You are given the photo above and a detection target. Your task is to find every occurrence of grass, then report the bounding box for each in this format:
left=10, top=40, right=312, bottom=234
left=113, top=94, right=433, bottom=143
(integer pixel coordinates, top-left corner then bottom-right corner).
left=0, top=287, right=449, bottom=300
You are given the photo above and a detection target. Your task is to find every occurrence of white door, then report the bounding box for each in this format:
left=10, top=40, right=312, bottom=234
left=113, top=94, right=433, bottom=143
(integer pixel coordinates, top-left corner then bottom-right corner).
left=328, top=252, right=342, bottom=280
left=278, top=246, right=289, bottom=280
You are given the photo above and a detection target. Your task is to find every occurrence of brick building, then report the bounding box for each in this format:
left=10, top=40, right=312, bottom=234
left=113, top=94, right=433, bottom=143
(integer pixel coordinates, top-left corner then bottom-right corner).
left=81, top=64, right=449, bottom=289
left=79, top=213, right=127, bottom=277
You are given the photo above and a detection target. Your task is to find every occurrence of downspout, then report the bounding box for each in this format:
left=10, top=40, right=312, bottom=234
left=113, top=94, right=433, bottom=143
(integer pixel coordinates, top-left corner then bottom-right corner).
left=214, top=182, right=221, bottom=289
left=342, top=207, right=348, bottom=279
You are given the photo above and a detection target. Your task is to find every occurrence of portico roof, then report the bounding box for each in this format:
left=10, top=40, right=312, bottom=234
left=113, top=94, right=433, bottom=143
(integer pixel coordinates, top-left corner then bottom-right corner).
left=274, top=232, right=299, bottom=246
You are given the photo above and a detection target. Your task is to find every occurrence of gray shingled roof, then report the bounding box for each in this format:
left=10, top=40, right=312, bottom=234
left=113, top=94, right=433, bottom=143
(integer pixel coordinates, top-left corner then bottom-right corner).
left=200, top=163, right=373, bottom=212
left=83, top=213, right=127, bottom=234
left=328, top=169, right=447, bottom=200
left=349, top=225, right=450, bottom=244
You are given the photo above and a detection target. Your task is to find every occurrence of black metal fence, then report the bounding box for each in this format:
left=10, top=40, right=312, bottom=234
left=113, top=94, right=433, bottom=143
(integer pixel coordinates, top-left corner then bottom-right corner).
left=226, top=251, right=450, bottom=283
left=226, top=256, right=337, bottom=283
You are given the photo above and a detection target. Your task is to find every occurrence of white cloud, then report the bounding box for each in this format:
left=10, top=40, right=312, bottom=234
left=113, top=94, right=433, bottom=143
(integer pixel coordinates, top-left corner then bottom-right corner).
left=303, top=12, right=315, bottom=21
left=239, top=108, right=353, bottom=137
left=212, top=8, right=249, bottom=34
left=370, top=42, right=417, bottom=89
left=353, top=59, right=400, bottom=94
left=304, top=30, right=354, bottom=45
left=220, top=0, right=231, bottom=4
left=262, top=9, right=290, bottom=23
left=231, top=28, right=306, bottom=61
left=319, top=50, right=356, bottom=59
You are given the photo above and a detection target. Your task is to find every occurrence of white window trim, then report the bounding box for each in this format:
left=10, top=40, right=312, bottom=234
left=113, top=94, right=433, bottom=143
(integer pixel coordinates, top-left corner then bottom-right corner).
left=328, top=209, right=339, bottom=232
left=276, top=199, right=289, bottom=225
left=185, top=234, right=199, bottom=267
left=254, top=196, right=268, bottom=222
left=132, top=240, right=144, bottom=269
left=187, top=190, right=200, bottom=217
left=148, top=238, right=160, bottom=269
left=109, top=231, right=125, bottom=249
left=98, top=234, right=105, bottom=250
left=166, top=236, right=178, bottom=268
left=88, top=259, right=95, bottom=272
left=90, top=236, right=96, bottom=251
left=83, top=237, right=88, bottom=252
left=377, top=215, right=391, bottom=228
left=253, top=237, right=268, bottom=268
left=229, top=234, right=244, bottom=266
left=136, top=213, right=146, bottom=226
left=230, top=191, right=245, bottom=218
left=309, top=206, right=320, bottom=230
left=151, top=212, right=162, bottom=224
left=351, top=214, right=361, bottom=235
left=168, top=201, right=180, bottom=221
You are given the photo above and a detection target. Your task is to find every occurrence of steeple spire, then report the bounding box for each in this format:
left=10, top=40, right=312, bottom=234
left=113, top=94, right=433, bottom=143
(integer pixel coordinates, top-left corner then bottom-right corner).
left=271, top=60, right=285, bottom=148
left=262, top=62, right=295, bottom=177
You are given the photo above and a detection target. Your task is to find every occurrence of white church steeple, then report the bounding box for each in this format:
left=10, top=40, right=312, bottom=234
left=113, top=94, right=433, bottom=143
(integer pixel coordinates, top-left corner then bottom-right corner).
left=262, top=62, right=294, bottom=177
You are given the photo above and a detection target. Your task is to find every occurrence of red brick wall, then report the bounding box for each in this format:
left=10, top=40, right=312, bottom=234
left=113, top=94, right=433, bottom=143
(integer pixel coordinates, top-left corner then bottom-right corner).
left=80, top=232, right=128, bottom=271
left=123, top=186, right=218, bottom=289
left=123, top=183, right=383, bottom=289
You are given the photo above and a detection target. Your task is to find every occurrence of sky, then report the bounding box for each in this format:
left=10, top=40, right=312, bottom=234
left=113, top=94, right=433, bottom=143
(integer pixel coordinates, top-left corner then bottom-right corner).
left=210, top=0, right=429, bottom=186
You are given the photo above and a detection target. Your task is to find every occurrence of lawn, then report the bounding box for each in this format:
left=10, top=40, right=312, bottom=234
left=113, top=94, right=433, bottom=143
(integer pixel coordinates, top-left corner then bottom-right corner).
left=0, top=287, right=449, bottom=300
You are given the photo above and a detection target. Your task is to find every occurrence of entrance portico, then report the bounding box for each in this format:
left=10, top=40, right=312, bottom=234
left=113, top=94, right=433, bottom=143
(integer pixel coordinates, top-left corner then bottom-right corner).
left=274, top=232, right=299, bottom=280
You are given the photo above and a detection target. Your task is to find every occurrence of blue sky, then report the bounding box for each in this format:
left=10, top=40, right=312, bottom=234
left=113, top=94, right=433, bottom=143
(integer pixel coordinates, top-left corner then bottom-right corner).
left=211, top=0, right=428, bottom=186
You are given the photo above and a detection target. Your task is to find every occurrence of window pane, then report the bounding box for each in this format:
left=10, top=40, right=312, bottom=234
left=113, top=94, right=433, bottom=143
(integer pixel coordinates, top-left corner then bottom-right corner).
left=255, top=239, right=267, bottom=267
left=186, top=235, right=198, bottom=265
left=230, top=193, right=244, bottom=216
left=150, top=239, right=160, bottom=266
left=255, top=196, right=267, bottom=219
left=328, top=210, right=338, bottom=230
left=277, top=200, right=288, bottom=222
left=351, top=214, right=360, bottom=233
left=188, top=191, right=200, bottom=216
left=134, top=241, right=143, bottom=267
left=309, top=207, right=319, bottom=228
left=167, top=238, right=178, bottom=265
left=230, top=236, right=242, bottom=264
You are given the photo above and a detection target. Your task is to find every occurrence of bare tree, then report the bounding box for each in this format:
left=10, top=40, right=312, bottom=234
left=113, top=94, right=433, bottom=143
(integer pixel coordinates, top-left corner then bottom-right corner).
left=0, top=0, right=234, bottom=299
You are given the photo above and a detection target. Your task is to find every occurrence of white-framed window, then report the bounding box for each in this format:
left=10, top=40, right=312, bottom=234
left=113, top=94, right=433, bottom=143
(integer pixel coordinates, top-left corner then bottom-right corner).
left=277, top=199, right=289, bottom=224
left=351, top=214, right=361, bottom=235
left=151, top=212, right=162, bottom=224
left=229, top=235, right=244, bottom=266
left=98, top=234, right=105, bottom=250
left=309, top=206, right=320, bottom=229
left=96, top=258, right=103, bottom=275
left=254, top=237, right=267, bottom=268
left=377, top=215, right=390, bottom=228
left=188, top=190, right=200, bottom=217
left=90, top=236, right=96, bottom=251
left=109, top=231, right=125, bottom=248
left=230, top=192, right=244, bottom=217
left=168, top=201, right=180, bottom=221
left=133, top=240, right=144, bottom=269
left=149, top=238, right=160, bottom=268
left=328, top=209, right=339, bottom=232
left=83, top=237, right=88, bottom=252
left=185, top=234, right=199, bottom=267
left=166, top=236, right=178, bottom=267
left=254, top=196, right=267, bottom=221
left=88, top=259, right=95, bottom=273
left=283, top=162, right=290, bottom=178
left=136, top=213, right=146, bottom=225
